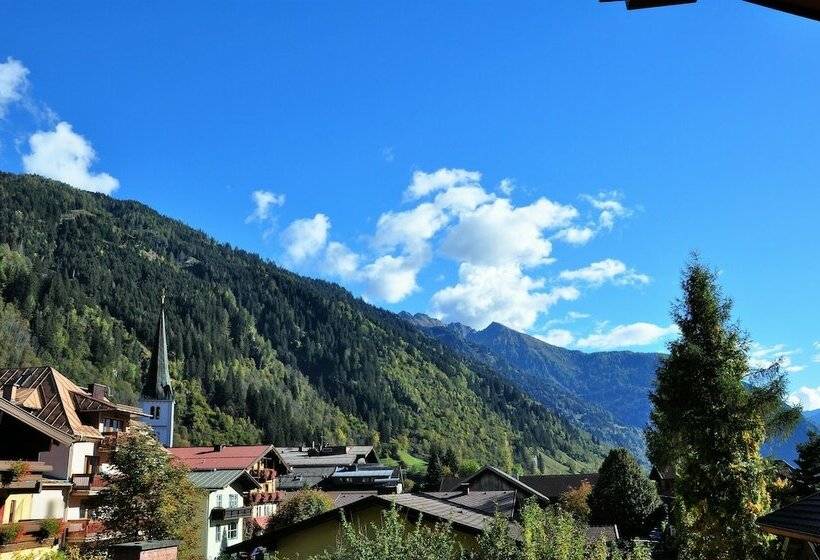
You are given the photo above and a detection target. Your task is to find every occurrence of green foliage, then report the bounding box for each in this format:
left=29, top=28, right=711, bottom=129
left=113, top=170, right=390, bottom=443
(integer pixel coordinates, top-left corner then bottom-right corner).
left=98, top=426, right=203, bottom=560
left=476, top=514, right=519, bottom=560
left=9, top=460, right=30, bottom=480
left=268, top=489, right=333, bottom=531
left=588, top=448, right=659, bottom=537
left=0, top=173, right=604, bottom=470
left=0, top=522, right=22, bottom=544
left=38, top=518, right=62, bottom=541
left=459, top=459, right=482, bottom=477
left=425, top=447, right=444, bottom=490
left=316, top=506, right=463, bottom=560
left=559, top=480, right=592, bottom=520
left=795, top=430, right=820, bottom=498
left=646, top=258, right=799, bottom=560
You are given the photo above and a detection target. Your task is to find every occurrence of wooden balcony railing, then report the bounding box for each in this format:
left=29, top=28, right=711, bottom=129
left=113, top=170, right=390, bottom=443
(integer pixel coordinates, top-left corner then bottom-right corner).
left=210, top=506, right=253, bottom=522
left=64, top=518, right=105, bottom=544
left=71, top=473, right=106, bottom=492
left=0, top=519, right=62, bottom=553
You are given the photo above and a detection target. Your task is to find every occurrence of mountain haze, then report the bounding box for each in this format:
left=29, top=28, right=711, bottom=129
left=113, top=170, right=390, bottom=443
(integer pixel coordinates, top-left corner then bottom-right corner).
left=0, top=172, right=607, bottom=473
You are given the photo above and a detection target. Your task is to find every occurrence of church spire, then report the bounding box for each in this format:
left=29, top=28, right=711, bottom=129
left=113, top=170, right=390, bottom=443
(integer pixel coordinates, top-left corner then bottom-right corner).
left=144, top=290, right=173, bottom=400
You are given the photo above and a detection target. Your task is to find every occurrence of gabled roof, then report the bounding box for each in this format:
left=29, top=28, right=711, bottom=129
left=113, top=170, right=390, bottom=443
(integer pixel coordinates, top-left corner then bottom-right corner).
left=0, top=396, right=76, bottom=445
left=169, top=445, right=274, bottom=471
left=519, top=474, right=599, bottom=500
left=423, top=491, right=517, bottom=518
left=187, top=469, right=261, bottom=491
left=0, top=366, right=139, bottom=441
left=758, top=492, right=820, bottom=542
left=458, top=466, right=551, bottom=504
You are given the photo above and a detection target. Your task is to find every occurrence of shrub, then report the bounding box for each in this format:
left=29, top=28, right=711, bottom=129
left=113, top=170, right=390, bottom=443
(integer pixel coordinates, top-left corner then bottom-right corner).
left=0, top=522, right=23, bottom=545
left=39, top=518, right=63, bottom=541
left=9, top=461, right=30, bottom=481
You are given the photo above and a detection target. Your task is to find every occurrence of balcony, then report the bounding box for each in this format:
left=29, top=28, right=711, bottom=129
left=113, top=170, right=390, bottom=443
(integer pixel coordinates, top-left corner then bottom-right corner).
left=251, top=468, right=277, bottom=482
left=210, top=506, right=253, bottom=523
left=0, top=519, right=62, bottom=553
left=64, top=518, right=105, bottom=544
left=71, top=473, right=106, bottom=494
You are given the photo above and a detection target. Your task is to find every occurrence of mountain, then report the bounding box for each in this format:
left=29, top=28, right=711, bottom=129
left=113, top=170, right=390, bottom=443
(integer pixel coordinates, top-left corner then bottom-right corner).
left=402, top=314, right=660, bottom=460
left=404, top=314, right=813, bottom=465
left=0, top=172, right=606, bottom=473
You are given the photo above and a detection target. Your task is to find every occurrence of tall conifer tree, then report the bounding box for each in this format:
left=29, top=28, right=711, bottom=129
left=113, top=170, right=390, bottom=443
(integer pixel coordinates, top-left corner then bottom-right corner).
left=646, top=257, right=798, bottom=560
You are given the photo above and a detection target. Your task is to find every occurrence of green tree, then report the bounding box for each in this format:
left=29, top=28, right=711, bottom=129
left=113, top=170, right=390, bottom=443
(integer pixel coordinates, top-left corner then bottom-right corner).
left=318, top=505, right=463, bottom=560
left=425, top=446, right=444, bottom=490
left=98, top=427, right=202, bottom=560
left=267, top=489, right=333, bottom=532
left=477, top=514, right=520, bottom=560
left=795, top=430, right=820, bottom=498
left=645, top=258, right=799, bottom=560
left=559, top=480, right=592, bottom=520
left=588, top=448, right=659, bottom=537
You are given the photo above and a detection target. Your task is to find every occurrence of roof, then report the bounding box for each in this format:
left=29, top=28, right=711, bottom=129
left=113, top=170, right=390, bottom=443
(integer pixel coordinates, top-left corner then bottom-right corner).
left=143, top=297, right=173, bottom=400
left=227, top=492, right=517, bottom=553
left=108, top=540, right=181, bottom=552
left=277, top=466, right=336, bottom=490
left=587, top=525, right=620, bottom=543
left=329, top=468, right=396, bottom=479
left=423, top=491, right=517, bottom=518
left=518, top=474, right=600, bottom=500
left=649, top=465, right=675, bottom=481
left=169, top=445, right=274, bottom=471
left=187, top=469, right=261, bottom=491
left=459, top=466, right=551, bottom=504
left=758, top=492, right=820, bottom=542
left=0, top=366, right=142, bottom=441
left=275, top=446, right=378, bottom=469
left=0, top=396, right=76, bottom=445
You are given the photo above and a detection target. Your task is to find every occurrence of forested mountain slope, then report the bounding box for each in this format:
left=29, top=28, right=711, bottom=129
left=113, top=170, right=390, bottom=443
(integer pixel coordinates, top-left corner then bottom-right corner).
left=401, top=314, right=659, bottom=461
left=0, top=172, right=606, bottom=473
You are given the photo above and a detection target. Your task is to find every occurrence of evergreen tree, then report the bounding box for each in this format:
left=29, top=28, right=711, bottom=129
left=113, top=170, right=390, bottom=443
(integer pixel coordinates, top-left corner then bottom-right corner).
left=646, top=258, right=799, bottom=560
left=425, top=446, right=444, bottom=490
left=795, top=430, right=820, bottom=498
left=588, top=448, right=659, bottom=537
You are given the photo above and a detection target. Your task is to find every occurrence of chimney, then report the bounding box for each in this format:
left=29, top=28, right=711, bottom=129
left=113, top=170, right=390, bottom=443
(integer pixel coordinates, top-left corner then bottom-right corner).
left=458, top=482, right=470, bottom=496
left=88, top=383, right=110, bottom=400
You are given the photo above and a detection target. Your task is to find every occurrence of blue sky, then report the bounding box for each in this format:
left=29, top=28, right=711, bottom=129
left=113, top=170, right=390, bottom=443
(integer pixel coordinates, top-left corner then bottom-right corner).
left=1, top=2, right=819, bottom=405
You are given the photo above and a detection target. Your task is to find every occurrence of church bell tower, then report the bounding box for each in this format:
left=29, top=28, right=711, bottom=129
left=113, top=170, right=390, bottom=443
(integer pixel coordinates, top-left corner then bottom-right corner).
left=139, top=293, right=175, bottom=447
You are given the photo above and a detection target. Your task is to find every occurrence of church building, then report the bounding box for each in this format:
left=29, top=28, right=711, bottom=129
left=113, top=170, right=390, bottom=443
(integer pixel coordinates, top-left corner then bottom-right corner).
left=138, top=294, right=175, bottom=447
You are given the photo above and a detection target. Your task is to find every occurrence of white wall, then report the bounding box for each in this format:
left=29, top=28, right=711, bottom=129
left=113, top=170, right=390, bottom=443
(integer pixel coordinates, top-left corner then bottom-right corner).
left=138, top=399, right=175, bottom=447
left=203, top=486, right=247, bottom=560
left=30, top=487, right=68, bottom=520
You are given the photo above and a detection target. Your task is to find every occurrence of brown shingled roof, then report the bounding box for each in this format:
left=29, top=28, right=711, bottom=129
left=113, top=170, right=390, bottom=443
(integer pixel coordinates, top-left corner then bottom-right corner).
left=758, top=492, right=820, bottom=543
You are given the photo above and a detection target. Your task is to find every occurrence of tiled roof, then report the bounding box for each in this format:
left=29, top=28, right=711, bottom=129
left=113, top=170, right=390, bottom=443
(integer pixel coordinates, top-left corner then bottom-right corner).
left=276, top=466, right=336, bottom=490
left=758, top=492, right=820, bottom=541
left=169, top=445, right=274, bottom=471
left=519, top=474, right=600, bottom=500
left=381, top=493, right=506, bottom=534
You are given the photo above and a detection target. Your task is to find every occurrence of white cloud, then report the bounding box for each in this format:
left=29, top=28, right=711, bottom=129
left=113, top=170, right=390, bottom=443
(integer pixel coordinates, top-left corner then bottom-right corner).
left=559, top=258, right=650, bottom=286
left=749, top=343, right=805, bottom=373
left=0, top=57, right=29, bottom=118
left=431, top=263, right=579, bottom=330
left=535, top=329, right=575, bottom=347
left=22, top=122, right=119, bottom=194
left=498, top=178, right=515, bottom=196
left=374, top=202, right=449, bottom=254
left=362, top=253, right=423, bottom=303
left=280, top=213, right=330, bottom=263
left=441, top=198, right=577, bottom=268
left=788, top=386, right=820, bottom=411
left=583, top=191, right=631, bottom=230
left=323, top=241, right=360, bottom=280
left=576, top=322, right=679, bottom=350
left=555, top=226, right=596, bottom=246
left=405, top=168, right=481, bottom=199
left=246, top=190, right=285, bottom=223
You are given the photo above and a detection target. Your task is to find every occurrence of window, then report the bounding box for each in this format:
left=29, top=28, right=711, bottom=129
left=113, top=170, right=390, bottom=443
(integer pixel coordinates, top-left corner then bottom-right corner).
left=153, top=406, right=161, bottom=420
left=216, top=494, right=223, bottom=508
left=214, top=526, right=221, bottom=543
left=226, top=522, right=238, bottom=540
left=8, top=500, right=17, bottom=523
left=228, top=494, right=238, bottom=508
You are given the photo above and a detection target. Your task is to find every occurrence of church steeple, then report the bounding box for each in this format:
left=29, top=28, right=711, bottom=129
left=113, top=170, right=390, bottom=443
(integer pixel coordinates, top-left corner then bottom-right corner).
left=139, top=291, right=176, bottom=448
left=143, top=291, right=173, bottom=400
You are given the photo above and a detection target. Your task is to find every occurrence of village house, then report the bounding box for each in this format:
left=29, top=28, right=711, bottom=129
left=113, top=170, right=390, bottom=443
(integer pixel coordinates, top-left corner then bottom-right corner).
left=758, top=492, right=820, bottom=559
left=0, top=366, right=147, bottom=551
left=168, top=444, right=282, bottom=539
left=441, top=466, right=600, bottom=504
